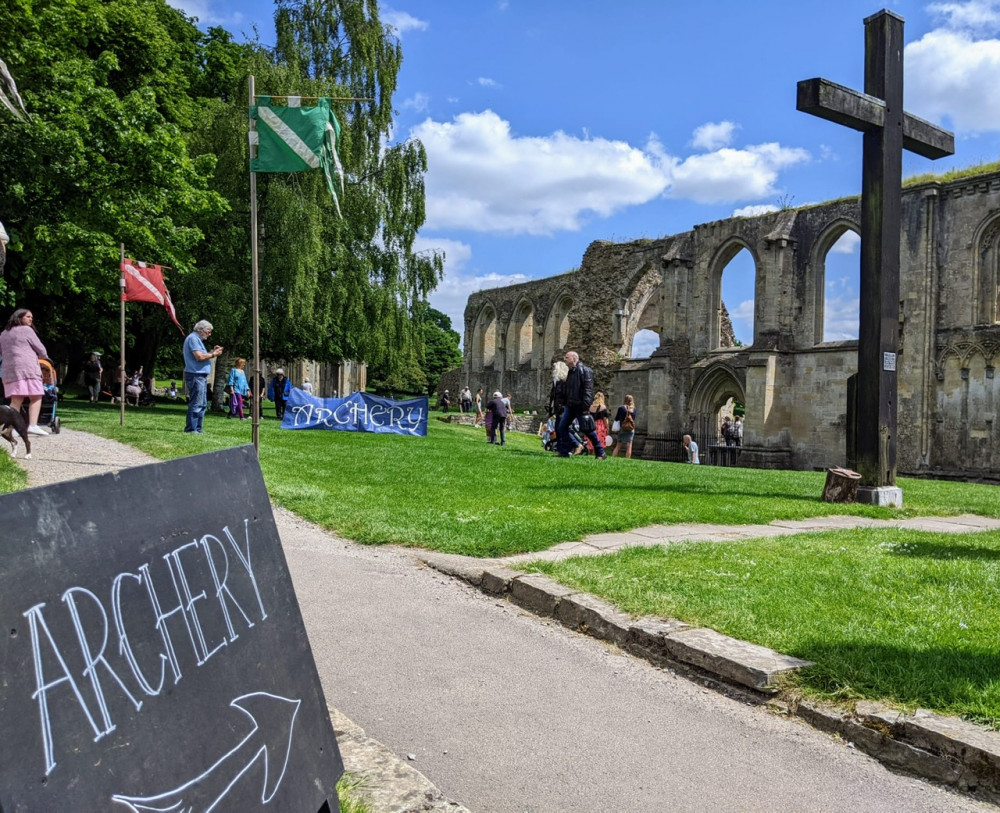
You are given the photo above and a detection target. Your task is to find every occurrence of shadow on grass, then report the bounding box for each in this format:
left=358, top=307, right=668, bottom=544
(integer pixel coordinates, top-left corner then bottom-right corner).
left=525, top=480, right=824, bottom=503
left=794, top=639, right=1000, bottom=727
left=887, top=540, right=1000, bottom=561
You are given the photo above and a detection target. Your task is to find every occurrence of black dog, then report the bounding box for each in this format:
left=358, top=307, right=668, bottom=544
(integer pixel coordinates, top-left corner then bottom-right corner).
left=0, top=404, right=31, bottom=459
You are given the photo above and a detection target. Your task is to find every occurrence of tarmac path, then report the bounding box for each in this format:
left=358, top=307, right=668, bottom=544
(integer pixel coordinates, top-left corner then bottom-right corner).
left=13, top=428, right=994, bottom=812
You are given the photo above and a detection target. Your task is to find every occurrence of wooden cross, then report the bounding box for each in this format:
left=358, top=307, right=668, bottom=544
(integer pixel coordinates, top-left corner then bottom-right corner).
left=797, top=10, right=954, bottom=494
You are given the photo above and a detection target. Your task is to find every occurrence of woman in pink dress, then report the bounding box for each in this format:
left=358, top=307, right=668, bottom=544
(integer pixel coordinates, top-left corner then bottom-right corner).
left=0, top=308, right=50, bottom=435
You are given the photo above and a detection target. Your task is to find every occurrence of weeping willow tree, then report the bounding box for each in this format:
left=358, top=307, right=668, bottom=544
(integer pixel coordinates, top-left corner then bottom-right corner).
left=261, top=0, right=441, bottom=370
left=179, top=0, right=440, bottom=385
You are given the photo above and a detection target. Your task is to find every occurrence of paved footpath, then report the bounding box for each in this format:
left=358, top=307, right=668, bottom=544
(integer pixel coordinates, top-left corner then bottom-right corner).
left=14, top=429, right=997, bottom=812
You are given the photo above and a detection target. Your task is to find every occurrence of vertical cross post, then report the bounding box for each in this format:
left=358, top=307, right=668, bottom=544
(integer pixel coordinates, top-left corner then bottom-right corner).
left=858, top=10, right=903, bottom=495
left=797, top=9, right=954, bottom=505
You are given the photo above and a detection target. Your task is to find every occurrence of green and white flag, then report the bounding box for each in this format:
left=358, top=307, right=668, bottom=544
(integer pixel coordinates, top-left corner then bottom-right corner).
left=250, top=95, right=345, bottom=216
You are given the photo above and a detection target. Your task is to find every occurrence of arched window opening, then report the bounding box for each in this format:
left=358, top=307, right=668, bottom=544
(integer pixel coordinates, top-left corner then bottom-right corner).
left=977, top=218, right=1000, bottom=325
left=630, top=329, right=659, bottom=359
left=472, top=305, right=498, bottom=369
left=823, top=230, right=860, bottom=341
left=719, top=248, right=755, bottom=347
left=516, top=303, right=534, bottom=366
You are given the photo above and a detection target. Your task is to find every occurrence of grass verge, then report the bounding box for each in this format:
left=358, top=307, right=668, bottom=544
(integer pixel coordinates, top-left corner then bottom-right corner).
left=46, top=398, right=1000, bottom=557
left=10, top=397, right=1000, bottom=726
left=520, top=527, right=1000, bottom=726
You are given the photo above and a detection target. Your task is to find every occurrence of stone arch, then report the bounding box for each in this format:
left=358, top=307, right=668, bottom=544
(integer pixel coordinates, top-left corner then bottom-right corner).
left=688, top=362, right=746, bottom=417
left=506, top=298, right=535, bottom=368
left=686, top=362, right=746, bottom=447
left=708, top=237, right=759, bottom=348
left=542, top=290, right=574, bottom=364
left=811, top=218, right=861, bottom=344
left=470, top=302, right=499, bottom=370
left=974, top=212, right=1000, bottom=325
left=622, top=262, right=662, bottom=357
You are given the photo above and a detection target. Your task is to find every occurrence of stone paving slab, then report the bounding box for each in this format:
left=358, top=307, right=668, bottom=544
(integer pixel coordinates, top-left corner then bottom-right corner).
left=661, top=627, right=815, bottom=691
left=503, top=513, right=1000, bottom=565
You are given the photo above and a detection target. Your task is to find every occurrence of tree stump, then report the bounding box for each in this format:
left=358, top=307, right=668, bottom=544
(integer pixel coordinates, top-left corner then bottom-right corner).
left=822, top=467, right=862, bottom=503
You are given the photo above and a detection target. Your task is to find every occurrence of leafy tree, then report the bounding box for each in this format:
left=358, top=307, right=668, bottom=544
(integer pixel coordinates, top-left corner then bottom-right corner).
left=0, top=0, right=224, bottom=373
left=418, top=304, right=462, bottom=395
left=183, top=1, right=443, bottom=381
left=0, top=0, right=442, bottom=386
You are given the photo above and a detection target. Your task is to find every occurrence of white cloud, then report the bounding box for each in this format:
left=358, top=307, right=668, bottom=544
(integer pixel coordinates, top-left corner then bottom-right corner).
left=824, top=291, right=860, bottom=341
left=928, top=0, right=1000, bottom=31
left=382, top=8, right=429, bottom=36
left=906, top=29, right=1000, bottom=132
left=691, top=121, right=738, bottom=151
left=829, top=231, right=860, bottom=254
left=669, top=143, right=810, bottom=204
left=411, top=110, right=809, bottom=235
left=727, top=299, right=755, bottom=345
left=412, top=110, right=670, bottom=234
left=478, top=77, right=501, bottom=88
left=403, top=93, right=430, bottom=113
left=413, top=235, right=530, bottom=342
left=732, top=204, right=778, bottom=218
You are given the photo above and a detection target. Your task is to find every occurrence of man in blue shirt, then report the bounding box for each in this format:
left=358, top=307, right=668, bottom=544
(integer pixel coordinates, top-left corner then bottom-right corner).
left=183, top=319, right=223, bottom=433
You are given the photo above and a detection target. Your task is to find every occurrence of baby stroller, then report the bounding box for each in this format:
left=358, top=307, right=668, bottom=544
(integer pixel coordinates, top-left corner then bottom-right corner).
left=17, top=358, right=61, bottom=433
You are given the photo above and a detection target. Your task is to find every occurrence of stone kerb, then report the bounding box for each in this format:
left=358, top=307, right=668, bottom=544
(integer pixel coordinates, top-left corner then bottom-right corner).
left=420, top=558, right=814, bottom=694
left=418, top=550, right=1000, bottom=801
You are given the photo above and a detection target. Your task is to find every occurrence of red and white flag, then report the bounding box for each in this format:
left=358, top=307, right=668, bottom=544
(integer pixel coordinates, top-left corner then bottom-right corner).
left=120, top=258, right=184, bottom=334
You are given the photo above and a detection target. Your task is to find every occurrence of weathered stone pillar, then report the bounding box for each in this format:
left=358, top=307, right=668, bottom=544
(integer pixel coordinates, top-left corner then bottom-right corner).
left=740, top=352, right=792, bottom=468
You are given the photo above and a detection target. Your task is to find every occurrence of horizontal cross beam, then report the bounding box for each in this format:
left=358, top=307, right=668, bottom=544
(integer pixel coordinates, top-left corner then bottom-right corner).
left=797, top=77, right=954, bottom=160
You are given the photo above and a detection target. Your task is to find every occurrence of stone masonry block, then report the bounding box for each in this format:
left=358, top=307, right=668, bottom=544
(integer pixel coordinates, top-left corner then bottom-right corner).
left=480, top=566, right=521, bottom=596
left=417, top=553, right=485, bottom=586
left=662, top=627, right=814, bottom=690
left=556, top=593, right=633, bottom=646
left=625, top=617, right=691, bottom=664
left=510, top=574, right=577, bottom=617
left=864, top=706, right=1000, bottom=787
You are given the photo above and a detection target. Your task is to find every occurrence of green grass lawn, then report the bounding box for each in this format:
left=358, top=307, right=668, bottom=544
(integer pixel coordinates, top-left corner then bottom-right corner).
left=520, top=527, right=1000, bottom=727
left=48, top=398, right=1000, bottom=557
left=17, top=396, right=1000, bottom=725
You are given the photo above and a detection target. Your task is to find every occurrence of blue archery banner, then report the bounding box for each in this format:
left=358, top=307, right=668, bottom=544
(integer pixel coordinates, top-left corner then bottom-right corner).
left=283, top=389, right=428, bottom=436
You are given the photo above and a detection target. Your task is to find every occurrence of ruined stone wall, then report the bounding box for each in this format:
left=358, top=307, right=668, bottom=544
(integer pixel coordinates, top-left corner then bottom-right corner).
left=455, top=166, right=1000, bottom=481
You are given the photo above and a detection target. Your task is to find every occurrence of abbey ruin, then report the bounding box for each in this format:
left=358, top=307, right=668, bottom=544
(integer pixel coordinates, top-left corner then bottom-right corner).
left=443, top=166, right=1000, bottom=481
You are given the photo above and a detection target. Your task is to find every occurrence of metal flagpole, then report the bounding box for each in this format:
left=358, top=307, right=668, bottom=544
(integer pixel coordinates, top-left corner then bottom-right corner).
left=119, top=243, right=126, bottom=426
left=249, top=75, right=261, bottom=453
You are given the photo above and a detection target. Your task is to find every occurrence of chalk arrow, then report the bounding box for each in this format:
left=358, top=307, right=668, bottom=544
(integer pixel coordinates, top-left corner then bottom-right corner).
left=111, top=692, right=301, bottom=813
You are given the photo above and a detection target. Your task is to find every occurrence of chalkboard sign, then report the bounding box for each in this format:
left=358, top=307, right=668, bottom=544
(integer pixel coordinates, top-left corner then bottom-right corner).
left=0, top=445, right=343, bottom=812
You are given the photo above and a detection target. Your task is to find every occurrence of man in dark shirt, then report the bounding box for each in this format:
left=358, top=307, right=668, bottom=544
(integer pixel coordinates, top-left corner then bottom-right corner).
left=556, top=351, right=605, bottom=459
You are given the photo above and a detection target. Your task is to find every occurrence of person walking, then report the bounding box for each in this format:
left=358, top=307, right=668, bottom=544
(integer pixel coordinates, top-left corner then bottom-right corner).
left=486, top=391, right=508, bottom=445
left=267, top=368, right=291, bottom=419
left=587, top=391, right=610, bottom=454
left=474, top=387, right=484, bottom=427
left=611, top=394, right=637, bottom=459
left=0, top=308, right=52, bottom=435
left=182, top=319, right=223, bottom=434
left=503, top=392, right=514, bottom=430
left=683, top=434, right=701, bottom=464
left=83, top=352, right=103, bottom=403
left=460, top=386, right=473, bottom=414
left=556, top=351, right=605, bottom=459
left=721, top=415, right=735, bottom=447
left=226, top=358, right=250, bottom=420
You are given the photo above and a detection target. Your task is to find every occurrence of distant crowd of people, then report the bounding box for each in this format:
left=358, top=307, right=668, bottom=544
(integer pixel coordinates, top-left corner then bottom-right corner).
left=442, top=348, right=746, bottom=466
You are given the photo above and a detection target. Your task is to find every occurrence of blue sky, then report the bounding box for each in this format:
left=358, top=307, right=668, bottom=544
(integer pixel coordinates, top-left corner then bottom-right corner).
left=172, top=0, right=1000, bottom=353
